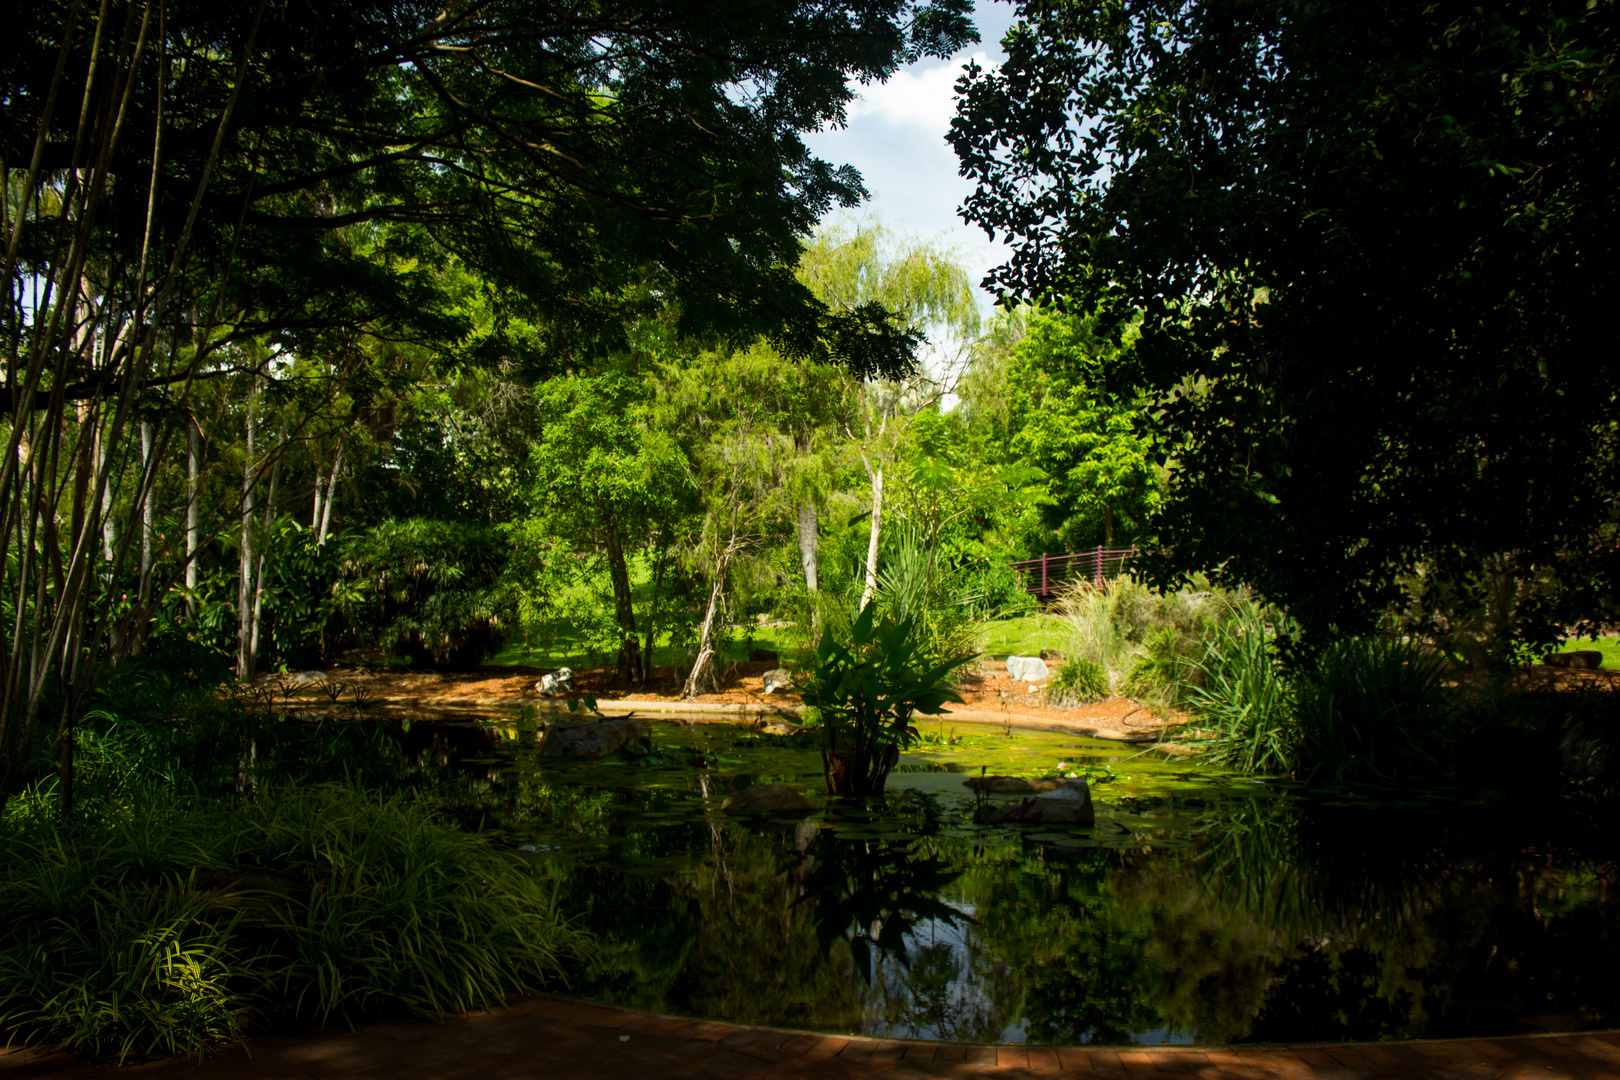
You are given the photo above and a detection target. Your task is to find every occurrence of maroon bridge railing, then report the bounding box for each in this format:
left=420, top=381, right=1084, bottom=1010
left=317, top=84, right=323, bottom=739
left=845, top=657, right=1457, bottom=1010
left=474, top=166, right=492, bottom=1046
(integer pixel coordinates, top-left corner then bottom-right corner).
left=1010, top=546, right=1139, bottom=598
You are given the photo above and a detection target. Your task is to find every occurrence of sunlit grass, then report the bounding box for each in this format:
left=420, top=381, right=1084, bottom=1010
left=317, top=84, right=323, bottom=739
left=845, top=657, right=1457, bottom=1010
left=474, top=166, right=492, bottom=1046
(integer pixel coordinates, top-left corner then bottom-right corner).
left=1549, top=635, right=1620, bottom=669
left=975, top=614, right=1062, bottom=659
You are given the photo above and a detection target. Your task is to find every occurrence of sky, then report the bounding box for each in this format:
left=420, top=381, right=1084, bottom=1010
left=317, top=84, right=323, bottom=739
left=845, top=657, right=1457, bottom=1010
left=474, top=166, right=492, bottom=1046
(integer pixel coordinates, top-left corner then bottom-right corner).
left=802, top=0, right=1021, bottom=319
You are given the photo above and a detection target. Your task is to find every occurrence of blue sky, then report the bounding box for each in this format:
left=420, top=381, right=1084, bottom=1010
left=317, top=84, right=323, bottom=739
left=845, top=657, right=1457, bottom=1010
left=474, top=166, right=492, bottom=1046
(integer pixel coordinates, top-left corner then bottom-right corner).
left=803, top=0, right=1020, bottom=316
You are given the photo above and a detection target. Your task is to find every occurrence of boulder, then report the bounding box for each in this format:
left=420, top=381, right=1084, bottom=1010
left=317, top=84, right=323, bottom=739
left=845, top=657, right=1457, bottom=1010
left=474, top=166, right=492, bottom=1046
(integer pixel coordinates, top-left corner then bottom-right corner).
left=758, top=720, right=805, bottom=737
left=721, top=784, right=819, bottom=815
left=997, top=779, right=1095, bottom=826
left=535, top=667, right=574, bottom=695
left=1545, top=651, right=1603, bottom=670
left=750, top=648, right=781, bottom=663
left=762, top=668, right=795, bottom=694
left=1006, top=655, right=1050, bottom=682
left=963, top=775, right=1063, bottom=795
left=288, top=670, right=328, bottom=684
left=537, top=716, right=643, bottom=758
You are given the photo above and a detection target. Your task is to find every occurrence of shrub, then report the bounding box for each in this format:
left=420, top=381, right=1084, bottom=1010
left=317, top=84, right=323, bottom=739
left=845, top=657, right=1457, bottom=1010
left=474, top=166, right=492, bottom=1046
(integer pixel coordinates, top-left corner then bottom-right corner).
left=1046, top=656, right=1110, bottom=706
left=1293, top=637, right=1452, bottom=784
left=799, top=606, right=975, bottom=796
left=1183, top=600, right=1298, bottom=773
left=339, top=518, right=515, bottom=669
left=0, top=785, right=584, bottom=1061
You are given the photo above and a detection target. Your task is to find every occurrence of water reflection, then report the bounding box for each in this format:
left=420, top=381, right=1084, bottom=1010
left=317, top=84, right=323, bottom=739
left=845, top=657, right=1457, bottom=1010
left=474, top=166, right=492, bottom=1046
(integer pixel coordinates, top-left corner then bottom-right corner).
left=402, top=718, right=1618, bottom=1044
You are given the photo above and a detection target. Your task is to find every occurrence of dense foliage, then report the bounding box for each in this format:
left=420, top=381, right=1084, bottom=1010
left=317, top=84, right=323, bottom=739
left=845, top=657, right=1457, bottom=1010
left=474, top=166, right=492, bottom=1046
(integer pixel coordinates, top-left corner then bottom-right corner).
left=951, top=0, right=1620, bottom=651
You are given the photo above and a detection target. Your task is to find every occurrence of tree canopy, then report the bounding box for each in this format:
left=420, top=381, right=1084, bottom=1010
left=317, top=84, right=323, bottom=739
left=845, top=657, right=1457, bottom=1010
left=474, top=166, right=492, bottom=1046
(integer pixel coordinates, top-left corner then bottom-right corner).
left=950, top=0, right=1620, bottom=646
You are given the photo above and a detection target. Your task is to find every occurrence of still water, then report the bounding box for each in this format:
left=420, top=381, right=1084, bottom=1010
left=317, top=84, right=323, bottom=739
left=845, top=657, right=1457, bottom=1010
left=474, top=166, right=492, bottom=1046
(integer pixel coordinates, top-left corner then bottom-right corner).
left=408, top=715, right=1617, bottom=1045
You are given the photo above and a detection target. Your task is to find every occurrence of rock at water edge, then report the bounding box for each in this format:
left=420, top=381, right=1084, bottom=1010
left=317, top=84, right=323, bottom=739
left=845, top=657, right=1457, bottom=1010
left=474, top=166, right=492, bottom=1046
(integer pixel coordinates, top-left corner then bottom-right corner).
left=963, top=775, right=1063, bottom=795
left=1007, top=655, right=1050, bottom=682
left=1545, top=650, right=1603, bottom=670
left=762, top=668, right=795, bottom=694
left=999, top=778, right=1094, bottom=825
left=535, top=667, right=574, bottom=695
left=721, top=784, right=819, bottom=815
left=537, top=716, right=644, bottom=759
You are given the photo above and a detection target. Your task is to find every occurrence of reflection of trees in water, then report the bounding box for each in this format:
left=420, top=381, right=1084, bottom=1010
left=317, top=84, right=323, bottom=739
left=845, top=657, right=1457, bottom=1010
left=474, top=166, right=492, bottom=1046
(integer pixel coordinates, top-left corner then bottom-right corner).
left=519, top=774, right=1616, bottom=1044
left=861, top=915, right=1015, bottom=1043
left=953, top=795, right=1617, bottom=1044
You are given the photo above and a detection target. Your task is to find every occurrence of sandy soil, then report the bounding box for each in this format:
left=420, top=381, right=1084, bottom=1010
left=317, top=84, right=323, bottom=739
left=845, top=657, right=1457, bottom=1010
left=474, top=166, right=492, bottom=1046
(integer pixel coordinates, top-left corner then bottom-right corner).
left=275, top=656, right=1186, bottom=738
left=266, top=655, right=1617, bottom=741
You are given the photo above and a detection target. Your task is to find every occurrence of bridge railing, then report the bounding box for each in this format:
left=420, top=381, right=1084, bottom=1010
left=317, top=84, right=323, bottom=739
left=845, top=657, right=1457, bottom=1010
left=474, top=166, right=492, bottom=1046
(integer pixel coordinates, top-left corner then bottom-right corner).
left=1009, top=546, right=1139, bottom=598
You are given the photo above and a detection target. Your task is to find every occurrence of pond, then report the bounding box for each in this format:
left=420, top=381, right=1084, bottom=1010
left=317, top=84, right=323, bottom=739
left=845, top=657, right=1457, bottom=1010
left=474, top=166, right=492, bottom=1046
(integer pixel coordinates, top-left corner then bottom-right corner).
left=399, top=713, right=1617, bottom=1046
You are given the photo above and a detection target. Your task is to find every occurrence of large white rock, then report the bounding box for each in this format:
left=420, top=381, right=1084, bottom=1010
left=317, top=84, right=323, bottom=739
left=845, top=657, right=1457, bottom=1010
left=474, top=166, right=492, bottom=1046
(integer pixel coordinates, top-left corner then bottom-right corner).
left=999, top=778, right=1094, bottom=825
left=1007, top=655, right=1050, bottom=682
left=537, top=716, right=643, bottom=758
left=535, top=667, right=574, bottom=695
left=761, top=668, right=794, bottom=694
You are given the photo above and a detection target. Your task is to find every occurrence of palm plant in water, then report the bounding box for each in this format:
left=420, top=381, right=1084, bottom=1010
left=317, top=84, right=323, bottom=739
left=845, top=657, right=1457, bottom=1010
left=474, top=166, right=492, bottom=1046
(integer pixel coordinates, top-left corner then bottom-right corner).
left=800, top=606, right=975, bottom=797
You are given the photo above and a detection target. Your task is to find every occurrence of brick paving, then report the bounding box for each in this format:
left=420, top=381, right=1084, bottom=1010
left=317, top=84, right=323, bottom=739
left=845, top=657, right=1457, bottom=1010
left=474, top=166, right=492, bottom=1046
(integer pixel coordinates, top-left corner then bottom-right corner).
left=3, top=995, right=1618, bottom=1079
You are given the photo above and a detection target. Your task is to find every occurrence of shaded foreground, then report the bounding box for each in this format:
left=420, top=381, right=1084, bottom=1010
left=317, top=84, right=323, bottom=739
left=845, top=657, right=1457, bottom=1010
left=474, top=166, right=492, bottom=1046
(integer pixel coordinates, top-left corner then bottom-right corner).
left=5, top=994, right=1619, bottom=1080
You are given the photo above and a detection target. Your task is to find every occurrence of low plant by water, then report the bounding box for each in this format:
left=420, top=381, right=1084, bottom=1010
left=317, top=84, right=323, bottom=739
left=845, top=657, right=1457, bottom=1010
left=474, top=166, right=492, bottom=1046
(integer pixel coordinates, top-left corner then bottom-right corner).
left=799, top=606, right=975, bottom=796
left=0, top=784, right=583, bottom=1062
left=1045, top=656, right=1110, bottom=706
left=1293, top=637, right=1453, bottom=784
left=1182, top=600, right=1297, bottom=773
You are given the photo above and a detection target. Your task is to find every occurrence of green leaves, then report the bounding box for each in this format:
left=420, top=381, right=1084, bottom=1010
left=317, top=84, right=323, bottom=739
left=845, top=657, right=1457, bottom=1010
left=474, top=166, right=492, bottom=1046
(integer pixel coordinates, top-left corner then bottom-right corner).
left=951, top=0, right=1620, bottom=648
left=800, top=606, right=974, bottom=796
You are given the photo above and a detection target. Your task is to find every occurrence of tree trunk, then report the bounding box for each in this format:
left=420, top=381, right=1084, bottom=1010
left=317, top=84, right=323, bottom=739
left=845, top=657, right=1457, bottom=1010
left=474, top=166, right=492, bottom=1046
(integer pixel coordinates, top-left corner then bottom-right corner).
left=312, top=461, right=325, bottom=534
left=604, top=529, right=640, bottom=684
left=1103, top=502, right=1114, bottom=548
left=683, top=562, right=729, bottom=699
left=237, top=391, right=257, bottom=680
left=317, top=440, right=342, bottom=544
left=98, top=429, right=115, bottom=562
left=138, top=419, right=156, bottom=605
left=860, top=463, right=883, bottom=610
left=186, top=419, right=199, bottom=599
left=797, top=500, right=819, bottom=593
left=250, top=448, right=283, bottom=666
left=684, top=508, right=740, bottom=699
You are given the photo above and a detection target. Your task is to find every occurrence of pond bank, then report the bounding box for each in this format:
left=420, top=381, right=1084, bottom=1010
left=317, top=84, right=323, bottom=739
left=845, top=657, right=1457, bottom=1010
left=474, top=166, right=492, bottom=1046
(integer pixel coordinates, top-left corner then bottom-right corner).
left=275, top=659, right=1184, bottom=743
left=6, top=992, right=1617, bottom=1079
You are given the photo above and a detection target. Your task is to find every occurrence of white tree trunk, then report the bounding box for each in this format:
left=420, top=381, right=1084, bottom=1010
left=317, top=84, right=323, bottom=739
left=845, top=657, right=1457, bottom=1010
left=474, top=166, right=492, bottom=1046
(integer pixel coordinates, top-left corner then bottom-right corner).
left=186, top=420, right=199, bottom=594
left=860, top=464, right=883, bottom=610
left=317, top=440, right=342, bottom=544
left=311, top=461, right=325, bottom=535
left=237, top=391, right=257, bottom=679
left=138, top=420, right=155, bottom=602
left=796, top=500, right=819, bottom=593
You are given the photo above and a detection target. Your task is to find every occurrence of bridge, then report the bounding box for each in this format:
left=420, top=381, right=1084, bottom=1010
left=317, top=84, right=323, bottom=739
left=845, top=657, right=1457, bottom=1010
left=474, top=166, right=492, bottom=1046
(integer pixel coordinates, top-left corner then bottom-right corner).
left=1010, top=546, right=1138, bottom=600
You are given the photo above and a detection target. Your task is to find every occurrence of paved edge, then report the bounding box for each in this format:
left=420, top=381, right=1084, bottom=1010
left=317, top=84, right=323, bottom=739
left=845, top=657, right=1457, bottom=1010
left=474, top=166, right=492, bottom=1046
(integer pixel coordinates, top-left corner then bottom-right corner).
left=5, top=992, right=1619, bottom=1079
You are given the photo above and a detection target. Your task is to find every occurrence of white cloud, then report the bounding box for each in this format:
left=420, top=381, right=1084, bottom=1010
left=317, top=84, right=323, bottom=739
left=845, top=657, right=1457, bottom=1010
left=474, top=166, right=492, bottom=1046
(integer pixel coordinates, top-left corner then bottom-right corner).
left=835, top=51, right=997, bottom=139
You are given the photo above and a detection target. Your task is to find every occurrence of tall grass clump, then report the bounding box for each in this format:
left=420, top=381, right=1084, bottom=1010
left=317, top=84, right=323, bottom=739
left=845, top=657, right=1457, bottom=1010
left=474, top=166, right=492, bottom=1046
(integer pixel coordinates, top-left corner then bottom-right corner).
left=1046, top=576, right=1239, bottom=708
left=1293, top=638, right=1453, bottom=784
left=0, top=784, right=584, bottom=1061
left=1183, top=600, right=1298, bottom=773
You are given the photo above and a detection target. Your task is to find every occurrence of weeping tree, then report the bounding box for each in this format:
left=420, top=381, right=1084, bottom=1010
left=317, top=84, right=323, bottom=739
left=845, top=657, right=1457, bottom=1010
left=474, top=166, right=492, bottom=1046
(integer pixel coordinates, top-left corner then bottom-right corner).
left=794, top=222, right=983, bottom=609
